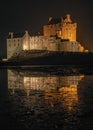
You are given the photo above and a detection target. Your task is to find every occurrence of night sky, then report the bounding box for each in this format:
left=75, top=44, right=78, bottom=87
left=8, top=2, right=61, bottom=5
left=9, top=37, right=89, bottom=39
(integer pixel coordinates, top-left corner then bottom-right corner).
left=0, top=0, right=93, bottom=58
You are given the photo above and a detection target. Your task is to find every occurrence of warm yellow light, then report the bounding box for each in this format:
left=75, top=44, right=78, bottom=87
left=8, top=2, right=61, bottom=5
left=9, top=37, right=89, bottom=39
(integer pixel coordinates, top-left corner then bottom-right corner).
left=59, top=86, right=78, bottom=111
left=23, top=44, right=28, bottom=50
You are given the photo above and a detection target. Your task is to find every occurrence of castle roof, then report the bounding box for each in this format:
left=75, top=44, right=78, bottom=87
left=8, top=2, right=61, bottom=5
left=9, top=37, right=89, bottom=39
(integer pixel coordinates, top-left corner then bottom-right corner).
left=47, top=17, right=61, bottom=25
left=7, top=32, right=25, bottom=39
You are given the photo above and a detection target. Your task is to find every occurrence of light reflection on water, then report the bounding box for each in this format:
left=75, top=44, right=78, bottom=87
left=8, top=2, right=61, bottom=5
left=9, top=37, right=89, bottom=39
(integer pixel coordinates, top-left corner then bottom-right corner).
left=8, top=69, right=84, bottom=111
left=0, top=68, right=93, bottom=129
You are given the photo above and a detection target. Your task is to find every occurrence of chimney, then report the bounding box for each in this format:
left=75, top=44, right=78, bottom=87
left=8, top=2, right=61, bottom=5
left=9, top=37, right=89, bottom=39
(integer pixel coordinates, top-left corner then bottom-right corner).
left=9, top=32, right=13, bottom=38
left=66, top=14, right=72, bottom=22
left=49, top=17, right=52, bottom=22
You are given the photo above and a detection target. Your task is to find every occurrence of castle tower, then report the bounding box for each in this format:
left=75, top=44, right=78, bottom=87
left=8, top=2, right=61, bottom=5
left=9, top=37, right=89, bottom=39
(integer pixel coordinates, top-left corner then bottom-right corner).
left=43, top=14, right=77, bottom=41
left=61, top=14, right=77, bottom=41
left=43, top=17, right=61, bottom=36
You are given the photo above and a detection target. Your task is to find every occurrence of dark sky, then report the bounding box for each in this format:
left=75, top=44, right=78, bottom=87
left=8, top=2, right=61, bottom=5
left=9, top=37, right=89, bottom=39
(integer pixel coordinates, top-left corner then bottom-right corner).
left=0, top=0, right=93, bottom=58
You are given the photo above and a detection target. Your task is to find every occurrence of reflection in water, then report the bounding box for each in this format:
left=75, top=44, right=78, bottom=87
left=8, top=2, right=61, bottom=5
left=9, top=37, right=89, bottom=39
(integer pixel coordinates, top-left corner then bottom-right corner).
left=1, top=68, right=93, bottom=129
left=8, top=69, right=84, bottom=111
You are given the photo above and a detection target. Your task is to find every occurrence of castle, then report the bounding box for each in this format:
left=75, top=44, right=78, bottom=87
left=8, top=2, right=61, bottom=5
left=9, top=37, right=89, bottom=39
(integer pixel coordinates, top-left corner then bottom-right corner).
left=7, top=14, right=87, bottom=59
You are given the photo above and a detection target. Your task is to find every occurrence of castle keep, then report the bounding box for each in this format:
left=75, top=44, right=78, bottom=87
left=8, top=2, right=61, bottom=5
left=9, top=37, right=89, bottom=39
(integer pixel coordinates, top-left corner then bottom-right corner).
left=7, top=14, right=87, bottom=59
left=43, top=14, right=77, bottom=41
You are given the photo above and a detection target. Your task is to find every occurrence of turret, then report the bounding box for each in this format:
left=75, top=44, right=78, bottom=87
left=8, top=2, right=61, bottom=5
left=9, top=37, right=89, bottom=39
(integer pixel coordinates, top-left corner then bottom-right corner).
left=61, top=14, right=77, bottom=41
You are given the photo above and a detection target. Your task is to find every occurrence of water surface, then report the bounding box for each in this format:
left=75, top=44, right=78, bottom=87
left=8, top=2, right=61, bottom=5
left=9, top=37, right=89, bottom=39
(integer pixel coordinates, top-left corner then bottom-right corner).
left=0, top=67, right=93, bottom=130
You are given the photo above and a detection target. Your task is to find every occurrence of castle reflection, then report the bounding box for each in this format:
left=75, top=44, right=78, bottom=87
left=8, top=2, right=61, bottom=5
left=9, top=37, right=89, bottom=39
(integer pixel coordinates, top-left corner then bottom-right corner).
left=8, top=69, right=84, bottom=111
